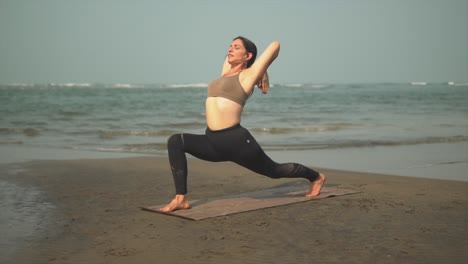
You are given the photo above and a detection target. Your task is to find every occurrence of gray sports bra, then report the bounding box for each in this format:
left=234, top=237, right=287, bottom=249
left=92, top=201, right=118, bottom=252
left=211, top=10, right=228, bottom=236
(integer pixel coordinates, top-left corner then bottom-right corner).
left=207, top=74, right=249, bottom=106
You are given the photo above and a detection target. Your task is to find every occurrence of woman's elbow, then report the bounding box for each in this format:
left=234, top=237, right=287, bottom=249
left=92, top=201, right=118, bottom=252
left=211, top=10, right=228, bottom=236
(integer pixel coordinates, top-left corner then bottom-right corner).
left=271, top=41, right=280, bottom=56
left=271, top=41, right=281, bottom=51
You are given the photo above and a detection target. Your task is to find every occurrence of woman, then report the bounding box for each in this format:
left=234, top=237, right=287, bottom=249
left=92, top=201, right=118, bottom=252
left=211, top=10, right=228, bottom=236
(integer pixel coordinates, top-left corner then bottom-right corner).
left=160, top=36, right=326, bottom=212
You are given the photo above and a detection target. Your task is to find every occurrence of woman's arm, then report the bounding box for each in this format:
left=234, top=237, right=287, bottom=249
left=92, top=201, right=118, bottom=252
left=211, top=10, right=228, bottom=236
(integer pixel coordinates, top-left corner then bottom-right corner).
left=243, top=41, right=280, bottom=91
left=251, top=41, right=280, bottom=76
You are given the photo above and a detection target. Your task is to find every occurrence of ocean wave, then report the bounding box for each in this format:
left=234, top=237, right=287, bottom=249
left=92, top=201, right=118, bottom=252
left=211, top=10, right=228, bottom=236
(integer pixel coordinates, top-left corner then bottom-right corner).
left=66, top=143, right=167, bottom=154
left=65, top=126, right=203, bottom=138
left=283, top=84, right=304, bottom=88
left=2, top=82, right=466, bottom=90
left=261, top=135, right=468, bottom=151
left=111, top=83, right=145, bottom=88
left=122, top=143, right=167, bottom=152
left=43, top=134, right=468, bottom=157
left=448, top=82, right=468, bottom=86
left=98, top=130, right=174, bottom=139
left=0, top=127, right=40, bottom=137
left=57, top=110, right=88, bottom=117
left=170, top=122, right=206, bottom=129
left=277, top=84, right=334, bottom=89
left=166, top=83, right=208, bottom=88
left=0, top=140, right=23, bottom=145
left=252, top=123, right=354, bottom=134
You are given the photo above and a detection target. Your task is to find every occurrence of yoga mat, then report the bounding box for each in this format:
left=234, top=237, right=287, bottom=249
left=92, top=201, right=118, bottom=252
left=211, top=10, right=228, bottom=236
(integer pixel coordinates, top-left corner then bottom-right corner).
left=142, top=183, right=359, bottom=220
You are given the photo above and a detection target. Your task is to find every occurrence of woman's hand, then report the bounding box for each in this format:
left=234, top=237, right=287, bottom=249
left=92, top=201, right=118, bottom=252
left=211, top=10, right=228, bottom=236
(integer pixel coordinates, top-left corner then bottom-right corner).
left=248, top=41, right=279, bottom=93
left=257, top=71, right=270, bottom=94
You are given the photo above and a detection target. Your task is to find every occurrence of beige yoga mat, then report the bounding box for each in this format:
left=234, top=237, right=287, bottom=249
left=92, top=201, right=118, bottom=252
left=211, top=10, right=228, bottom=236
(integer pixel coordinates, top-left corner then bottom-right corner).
left=141, top=182, right=359, bottom=221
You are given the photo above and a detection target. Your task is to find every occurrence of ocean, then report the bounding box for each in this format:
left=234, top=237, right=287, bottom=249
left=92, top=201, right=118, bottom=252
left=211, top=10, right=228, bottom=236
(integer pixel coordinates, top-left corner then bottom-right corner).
left=1, top=82, right=467, bottom=157
left=1, top=82, right=468, bottom=263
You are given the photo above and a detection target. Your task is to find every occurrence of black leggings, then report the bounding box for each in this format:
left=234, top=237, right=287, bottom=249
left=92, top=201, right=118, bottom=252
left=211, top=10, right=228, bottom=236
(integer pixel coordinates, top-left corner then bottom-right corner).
left=167, top=124, right=320, bottom=194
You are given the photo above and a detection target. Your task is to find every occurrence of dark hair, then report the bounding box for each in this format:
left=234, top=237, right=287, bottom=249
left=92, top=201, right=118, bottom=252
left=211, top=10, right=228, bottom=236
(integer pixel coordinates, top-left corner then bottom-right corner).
left=234, top=36, right=257, bottom=68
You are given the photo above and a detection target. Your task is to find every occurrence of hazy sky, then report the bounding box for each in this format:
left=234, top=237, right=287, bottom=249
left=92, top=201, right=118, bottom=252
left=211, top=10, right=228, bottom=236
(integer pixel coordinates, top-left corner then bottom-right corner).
left=1, top=0, right=467, bottom=84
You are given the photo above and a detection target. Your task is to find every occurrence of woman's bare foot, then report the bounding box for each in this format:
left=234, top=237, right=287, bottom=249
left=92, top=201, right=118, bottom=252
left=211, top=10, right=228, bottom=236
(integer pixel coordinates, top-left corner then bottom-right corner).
left=306, top=173, right=326, bottom=197
left=159, top=194, right=191, bottom=212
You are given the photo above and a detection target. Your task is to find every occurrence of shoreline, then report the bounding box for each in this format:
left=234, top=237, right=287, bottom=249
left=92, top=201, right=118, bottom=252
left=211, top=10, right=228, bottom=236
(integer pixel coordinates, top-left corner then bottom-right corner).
left=1, top=156, right=467, bottom=263
left=269, top=141, right=468, bottom=182
left=1, top=141, right=467, bottom=182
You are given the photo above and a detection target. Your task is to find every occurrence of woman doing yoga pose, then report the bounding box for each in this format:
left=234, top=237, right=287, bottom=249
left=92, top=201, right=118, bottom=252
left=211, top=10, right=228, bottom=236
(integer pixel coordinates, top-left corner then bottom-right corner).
left=160, top=36, right=326, bottom=212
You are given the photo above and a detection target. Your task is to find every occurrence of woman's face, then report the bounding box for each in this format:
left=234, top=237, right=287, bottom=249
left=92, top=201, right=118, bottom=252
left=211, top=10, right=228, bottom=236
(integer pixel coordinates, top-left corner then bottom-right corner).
left=227, top=39, right=251, bottom=67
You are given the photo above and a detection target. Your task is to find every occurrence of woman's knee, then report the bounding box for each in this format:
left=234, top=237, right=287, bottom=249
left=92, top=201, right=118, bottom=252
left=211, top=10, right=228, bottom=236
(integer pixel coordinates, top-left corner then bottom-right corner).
left=167, top=134, right=183, bottom=149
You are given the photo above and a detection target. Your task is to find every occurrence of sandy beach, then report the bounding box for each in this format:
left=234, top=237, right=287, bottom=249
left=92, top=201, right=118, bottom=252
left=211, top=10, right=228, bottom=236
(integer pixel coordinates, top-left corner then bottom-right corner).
left=1, top=156, right=467, bottom=264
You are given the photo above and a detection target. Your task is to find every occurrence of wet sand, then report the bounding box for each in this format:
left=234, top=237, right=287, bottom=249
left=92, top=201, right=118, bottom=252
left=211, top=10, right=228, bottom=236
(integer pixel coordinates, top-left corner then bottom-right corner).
left=1, top=156, right=468, bottom=264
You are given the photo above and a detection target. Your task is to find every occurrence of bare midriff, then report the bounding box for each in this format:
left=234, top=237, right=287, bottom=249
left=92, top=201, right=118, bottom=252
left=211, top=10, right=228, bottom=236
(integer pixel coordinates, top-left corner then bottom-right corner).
left=205, top=97, right=243, bottom=130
